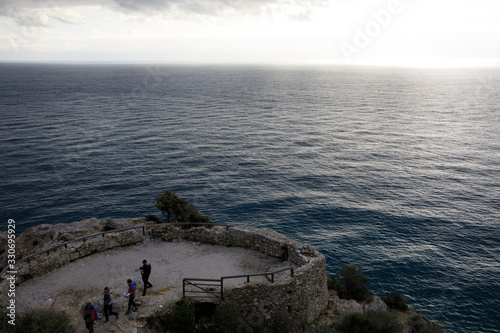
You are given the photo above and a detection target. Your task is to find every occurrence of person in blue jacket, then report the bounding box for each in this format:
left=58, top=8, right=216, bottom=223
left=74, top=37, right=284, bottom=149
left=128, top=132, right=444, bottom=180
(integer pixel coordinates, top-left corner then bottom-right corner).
left=83, top=302, right=99, bottom=333
left=125, top=279, right=138, bottom=314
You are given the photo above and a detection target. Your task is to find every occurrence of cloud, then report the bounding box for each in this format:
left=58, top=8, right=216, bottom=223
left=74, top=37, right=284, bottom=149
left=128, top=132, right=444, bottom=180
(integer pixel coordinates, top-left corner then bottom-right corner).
left=11, top=9, right=50, bottom=27
left=0, top=0, right=328, bottom=22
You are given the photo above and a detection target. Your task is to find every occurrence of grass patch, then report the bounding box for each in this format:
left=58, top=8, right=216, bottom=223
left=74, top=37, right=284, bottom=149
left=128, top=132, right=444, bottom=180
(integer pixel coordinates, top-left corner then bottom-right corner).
left=0, top=307, right=74, bottom=333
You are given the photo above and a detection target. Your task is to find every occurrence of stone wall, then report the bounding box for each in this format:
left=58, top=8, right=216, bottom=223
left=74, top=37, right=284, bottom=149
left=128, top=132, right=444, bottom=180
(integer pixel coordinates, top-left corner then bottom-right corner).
left=1, top=228, right=146, bottom=283
left=1, top=222, right=329, bottom=328
left=149, top=224, right=329, bottom=329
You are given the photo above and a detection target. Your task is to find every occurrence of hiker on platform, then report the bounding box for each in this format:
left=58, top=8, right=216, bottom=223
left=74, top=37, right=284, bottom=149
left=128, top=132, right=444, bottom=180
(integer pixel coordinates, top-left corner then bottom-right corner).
left=125, top=279, right=138, bottom=314
left=140, top=259, right=153, bottom=296
left=103, top=287, right=119, bottom=322
left=83, top=302, right=99, bottom=333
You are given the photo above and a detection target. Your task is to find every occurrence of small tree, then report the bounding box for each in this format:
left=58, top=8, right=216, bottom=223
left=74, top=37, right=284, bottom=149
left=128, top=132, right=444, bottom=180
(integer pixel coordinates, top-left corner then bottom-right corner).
left=328, top=265, right=371, bottom=302
left=100, top=217, right=117, bottom=231
left=155, top=190, right=182, bottom=223
left=154, top=190, right=211, bottom=224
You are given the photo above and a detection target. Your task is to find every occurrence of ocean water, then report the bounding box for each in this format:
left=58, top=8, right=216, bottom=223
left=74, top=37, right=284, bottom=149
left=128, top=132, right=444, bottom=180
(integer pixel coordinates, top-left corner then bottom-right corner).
left=1, top=63, right=499, bottom=332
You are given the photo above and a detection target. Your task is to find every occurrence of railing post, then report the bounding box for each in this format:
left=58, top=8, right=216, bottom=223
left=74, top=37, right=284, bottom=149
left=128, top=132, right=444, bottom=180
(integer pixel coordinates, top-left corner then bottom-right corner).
left=220, top=278, right=224, bottom=300
left=271, top=273, right=274, bottom=283
left=182, top=279, right=186, bottom=298
left=142, top=226, right=145, bottom=236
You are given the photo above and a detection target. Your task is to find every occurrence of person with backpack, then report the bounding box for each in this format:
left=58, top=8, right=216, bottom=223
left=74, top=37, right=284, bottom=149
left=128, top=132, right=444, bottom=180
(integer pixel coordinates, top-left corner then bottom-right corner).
left=139, top=259, right=153, bottom=296
left=103, top=287, right=119, bottom=322
left=125, top=279, right=139, bottom=315
left=83, top=302, right=99, bottom=333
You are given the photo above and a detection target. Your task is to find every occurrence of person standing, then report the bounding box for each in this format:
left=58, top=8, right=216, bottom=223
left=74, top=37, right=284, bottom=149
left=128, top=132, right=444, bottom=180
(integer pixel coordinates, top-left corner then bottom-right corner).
left=103, top=287, right=119, bottom=322
left=83, top=302, right=99, bottom=333
left=140, top=259, right=153, bottom=296
left=125, top=279, right=138, bottom=315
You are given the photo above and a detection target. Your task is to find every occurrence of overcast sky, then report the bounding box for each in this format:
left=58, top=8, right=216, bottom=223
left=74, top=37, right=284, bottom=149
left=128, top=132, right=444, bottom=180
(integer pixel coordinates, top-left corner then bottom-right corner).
left=1, top=0, right=499, bottom=66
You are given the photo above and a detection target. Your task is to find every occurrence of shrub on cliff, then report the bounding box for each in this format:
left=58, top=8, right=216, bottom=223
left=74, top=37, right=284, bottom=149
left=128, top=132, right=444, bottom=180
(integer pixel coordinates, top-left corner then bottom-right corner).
left=212, top=301, right=244, bottom=332
left=328, top=265, right=371, bottom=301
left=381, top=292, right=409, bottom=311
left=147, top=298, right=195, bottom=333
left=100, top=217, right=117, bottom=231
left=340, top=310, right=402, bottom=333
left=366, top=309, right=403, bottom=333
left=145, top=214, right=162, bottom=223
left=341, top=312, right=371, bottom=332
left=154, top=190, right=211, bottom=225
left=6, top=307, right=75, bottom=333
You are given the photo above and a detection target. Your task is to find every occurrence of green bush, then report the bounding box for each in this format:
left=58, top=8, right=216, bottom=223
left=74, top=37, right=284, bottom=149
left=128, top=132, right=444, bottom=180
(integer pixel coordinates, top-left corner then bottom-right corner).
left=146, top=309, right=170, bottom=332
left=169, top=298, right=195, bottom=333
left=100, top=217, right=117, bottom=231
left=145, top=214, right=162, bottom=223
left=147, top=298, right=196, bottom=333
left=341, top=313, right=371, bottom=333
left=155, top=190, right=212, bottom=225
left=381, top=292, right=409, bottom=311
left=366, top=309, right=403, bottom=333
left=341, top=310, right=402, bottom=333
left=328, top=265, right=371, bottom=301
left=213, top=302, right=244, bottom=332
left=58, top=235, right=69, bottom=242
left=5, top=307, right=75, bottom=333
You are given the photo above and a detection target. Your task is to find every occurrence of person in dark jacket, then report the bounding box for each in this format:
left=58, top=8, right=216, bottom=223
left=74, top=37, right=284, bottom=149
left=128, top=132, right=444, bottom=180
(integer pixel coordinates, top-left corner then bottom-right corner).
left=103, top=287, right=119, bottom=322
left=83, top=302, right=99, bottom=333
left=125, top=279, right=138, bottom=315
left=140, top=259, right=153, bottom=296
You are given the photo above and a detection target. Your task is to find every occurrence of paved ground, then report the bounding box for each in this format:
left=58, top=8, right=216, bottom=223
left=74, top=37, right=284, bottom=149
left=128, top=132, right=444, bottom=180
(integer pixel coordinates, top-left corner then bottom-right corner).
left=16, top=238, right=290, bottom=332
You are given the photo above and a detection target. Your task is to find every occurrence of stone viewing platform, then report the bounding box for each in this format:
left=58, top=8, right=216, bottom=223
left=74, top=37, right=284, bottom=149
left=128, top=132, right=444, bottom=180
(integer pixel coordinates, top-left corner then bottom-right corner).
left=14, top=239, right=295, bottom=332
left=0, top=218, right=329, bottom=332
left=0, top=218, right=439, bottom=333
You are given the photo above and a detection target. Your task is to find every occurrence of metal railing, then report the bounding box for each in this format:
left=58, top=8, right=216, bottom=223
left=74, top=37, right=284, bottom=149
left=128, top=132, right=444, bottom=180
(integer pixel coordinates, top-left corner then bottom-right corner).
left=183, top=267, right=294, bottom=300
left=182, top=278, right=223, bottom=299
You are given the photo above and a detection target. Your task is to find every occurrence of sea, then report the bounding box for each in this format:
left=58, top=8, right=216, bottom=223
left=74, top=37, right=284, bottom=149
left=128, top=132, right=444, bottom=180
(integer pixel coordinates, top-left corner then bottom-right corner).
left=1, top=63, right=499, bottom=332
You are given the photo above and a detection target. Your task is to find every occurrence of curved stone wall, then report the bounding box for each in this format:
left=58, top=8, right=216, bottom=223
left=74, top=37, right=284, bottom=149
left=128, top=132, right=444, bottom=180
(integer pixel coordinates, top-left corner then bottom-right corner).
left=2, top=223, right=328, bottom=328
left=7, top=228, right=146, bottom=283
left=149, top=224, right=329, bottom=328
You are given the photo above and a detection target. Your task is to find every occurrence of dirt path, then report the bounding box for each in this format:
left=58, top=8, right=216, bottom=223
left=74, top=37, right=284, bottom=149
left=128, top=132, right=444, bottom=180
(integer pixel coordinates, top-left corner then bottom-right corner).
left=16, top=238, right=290, bottom=332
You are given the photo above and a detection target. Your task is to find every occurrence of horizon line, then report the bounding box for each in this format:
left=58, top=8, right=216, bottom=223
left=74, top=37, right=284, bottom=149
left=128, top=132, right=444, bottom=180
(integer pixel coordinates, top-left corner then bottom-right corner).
left=2, top=59, right=500, bottom=69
